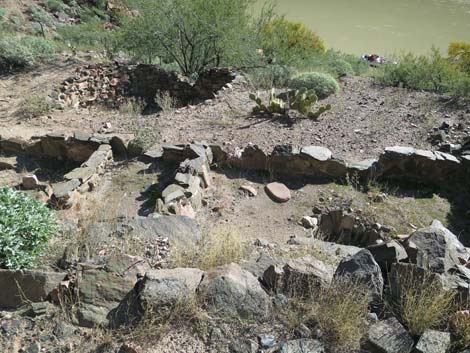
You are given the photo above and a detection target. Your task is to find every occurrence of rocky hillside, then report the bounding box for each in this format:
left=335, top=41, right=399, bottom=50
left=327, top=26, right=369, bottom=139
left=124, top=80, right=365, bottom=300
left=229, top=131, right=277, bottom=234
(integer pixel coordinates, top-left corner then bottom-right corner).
left=0, top=3, right=469, bottom=352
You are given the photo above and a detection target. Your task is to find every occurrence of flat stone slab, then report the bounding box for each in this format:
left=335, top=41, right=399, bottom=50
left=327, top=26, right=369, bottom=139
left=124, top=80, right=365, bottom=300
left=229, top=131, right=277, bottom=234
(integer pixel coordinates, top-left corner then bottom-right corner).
left=300, top=146, right=332, bottom=161
left=0, top=156, right=17, bottom=170
left=64, top=167, right=95, bottom=182
left=415, top=330, right=451, bottom=353
left=240, top=184, right=257, bottom=197
left=265, top=182, right=291, bottom=203
left=52, top=179, right=81, bottom=198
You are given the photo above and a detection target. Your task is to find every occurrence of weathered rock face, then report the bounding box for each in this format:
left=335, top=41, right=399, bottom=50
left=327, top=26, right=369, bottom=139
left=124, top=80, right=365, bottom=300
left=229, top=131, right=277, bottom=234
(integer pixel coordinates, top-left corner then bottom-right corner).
left=88, top=215, right=201, bottom=246
left=0, top=270, right=66, bottom=308
left=378, top=146, right=462, bottom=185
left=334, top=249, right=384, bottom=302
left=78, top=254, right=150, bottom=310
left=405, top=220, right=468, bottom=273
left=362, top=317, right=414, bottom=353
left=198, top=263, right=271, bottom=322
left=275, top=339, right=325, bottom=353
left=282, top=256, right=334, bottom=297
left=229, top=145, right=347, bottom=180
left=415, top=330, right=451, bottom=353
left=318, top=208, right=390, bottom=247
left=367, top=240, right=408, bottom=271
left=135, top=268, right=203, bottom=312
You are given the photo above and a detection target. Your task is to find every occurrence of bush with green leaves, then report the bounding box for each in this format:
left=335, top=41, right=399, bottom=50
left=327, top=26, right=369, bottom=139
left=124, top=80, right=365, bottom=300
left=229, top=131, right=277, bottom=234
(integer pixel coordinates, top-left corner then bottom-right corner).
left=0, top=34, right=55, bottom=72
left=0, top=187, right=59, bottom=269
left=290, top=72, right=340, bottom=99
left=246, top=64, right=295, bottom=89
left=0, top=8, right=6, bottom=20
left=259, top=16, right=325, bottom=66
left=375, top=48, right=461, bottom=94
left=121, top=0, right=263, bottom=75
left=295, top=49, right=369, bottom=78
left=27, top=4, right=54, bottom=26
left=44, top=0, right=67, bottom=13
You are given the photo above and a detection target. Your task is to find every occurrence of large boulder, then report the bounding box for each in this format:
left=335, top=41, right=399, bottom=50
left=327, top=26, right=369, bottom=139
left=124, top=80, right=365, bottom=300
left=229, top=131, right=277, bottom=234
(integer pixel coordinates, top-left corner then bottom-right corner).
left=282, top=255, right=334, bottom=296
left=0, top=270, right=66, bottom=308
left=78, top=254, right=150, bottom=309
left=405, top=220, right=468, bottom=273
left=334, top=249, right=384, bottom=302
left=275, top=339, right=325, bottom=353
left=198, top=263, right=271, bottom=322
left=136, top=268, right=203, bottom=312
left=415, top=330, right=451, bottom=353
left=362, top=317, right=414, bottom=353
left=86, top=215, right=201, bottom=246
left=367, top=240, right=408, bottom=271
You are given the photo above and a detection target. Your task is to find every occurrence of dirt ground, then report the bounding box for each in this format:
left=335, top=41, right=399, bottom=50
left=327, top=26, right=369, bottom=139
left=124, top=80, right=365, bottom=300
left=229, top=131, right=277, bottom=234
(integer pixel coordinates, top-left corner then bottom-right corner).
left=1, top=60, right=469, bottom=162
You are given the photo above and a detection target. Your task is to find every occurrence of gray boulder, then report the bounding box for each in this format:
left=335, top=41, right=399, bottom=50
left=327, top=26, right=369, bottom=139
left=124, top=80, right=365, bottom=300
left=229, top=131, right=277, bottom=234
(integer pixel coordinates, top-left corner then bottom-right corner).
left=362, top=317, right=414, bottom=353
left=283, top=255, right=334, bottom=296
left=86, top=215, right=201, bottom=246
left=136, top=268, right=203, bottom=311
left=198, top=263, right=271, bottom=322
left=0, top=269, right=66, bottom=308
left=276, top=339, right=325, bottom=353
left=415, top=330, right=451, bottom=353
left=405, top=220, right=468, bottom=273
left=334, top=249, right=384, bottom=302
left=367, top=240, right=408, bottom=270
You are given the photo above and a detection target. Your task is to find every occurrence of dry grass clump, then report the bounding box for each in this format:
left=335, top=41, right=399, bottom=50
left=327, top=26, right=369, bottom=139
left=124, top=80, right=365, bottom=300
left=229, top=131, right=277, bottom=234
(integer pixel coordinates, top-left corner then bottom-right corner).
left=278, top=278, right=370, bottom=353
left=450, top=308, right=470, bottom=349
left=170, top=224, right=249, bottom=270
left=125, top=293, right=208, bottom=346
left=388, top=268, right=455, bottom=336
left=311, top=278, right=370, bottom=352
left=155, top=90, right=178, bottom=112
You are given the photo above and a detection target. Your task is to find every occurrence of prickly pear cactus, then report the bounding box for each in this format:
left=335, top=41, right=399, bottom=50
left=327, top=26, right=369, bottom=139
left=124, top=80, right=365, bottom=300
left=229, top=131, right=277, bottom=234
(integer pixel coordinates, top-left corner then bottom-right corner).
left=249, top=89, right=286, bottom=114
left=289, top=88, right=319, bottom=115
left=249, top=87, right=330, bottom=118
left=308, top=104, right=331, bottom=119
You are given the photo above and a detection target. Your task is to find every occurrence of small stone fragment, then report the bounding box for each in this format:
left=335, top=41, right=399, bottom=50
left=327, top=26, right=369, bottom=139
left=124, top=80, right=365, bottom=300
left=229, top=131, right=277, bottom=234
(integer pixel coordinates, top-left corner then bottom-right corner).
left=22, top=174, right=40, bottom=190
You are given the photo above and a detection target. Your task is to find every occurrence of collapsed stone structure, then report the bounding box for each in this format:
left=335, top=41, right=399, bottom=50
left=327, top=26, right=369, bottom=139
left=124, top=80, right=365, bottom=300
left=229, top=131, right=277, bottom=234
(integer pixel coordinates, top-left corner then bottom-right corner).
left=57, top=63, right=240, bottom=109
left=1, top=135, right=470, bottom=352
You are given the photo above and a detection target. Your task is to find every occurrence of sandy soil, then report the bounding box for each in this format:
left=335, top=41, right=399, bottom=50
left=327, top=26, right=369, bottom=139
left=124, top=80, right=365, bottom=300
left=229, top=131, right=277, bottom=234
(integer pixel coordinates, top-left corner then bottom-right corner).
left=1, top=61, right=469, bottom=162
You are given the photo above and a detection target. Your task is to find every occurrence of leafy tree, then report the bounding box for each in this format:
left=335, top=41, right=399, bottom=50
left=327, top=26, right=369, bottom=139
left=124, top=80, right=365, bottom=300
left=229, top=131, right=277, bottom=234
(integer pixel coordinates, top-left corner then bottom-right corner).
left=259, top=16, right=325, bottom=66
left=121, top=0, right=261, bottom=76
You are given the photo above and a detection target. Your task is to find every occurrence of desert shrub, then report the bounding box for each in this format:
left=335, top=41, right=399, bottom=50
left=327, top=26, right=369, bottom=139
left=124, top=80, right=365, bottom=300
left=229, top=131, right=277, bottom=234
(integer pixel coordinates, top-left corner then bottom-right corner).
left=290, top=72, right=340, bottom=99
left=387, top=268, right=455, bottom=336
left=280, top=278, right=370, bottom=352
left=170, top=225, right=248, bottom=270
left=245, top=64, right=295, bottom=89
left=121, top=0, right=262, bottom=75
left=154, top=90, right=178, bottom=112
left=0, top=8, right=6, bottom=19
left=44, top=0, right=67, bottom=12
left=452, top=75, right=470, bottom=100
left=57, top=21, right=120, bottom=53
left=312, top=278, right=370, bottom=351
left=259, top=16, right=325, bottom=66
left=27, top=4, right=54, bottom=26
left=450, top=310, right=470, bottom=349
left=0, top=34, right=55, bottom=72
left=448, top=41, right=470, bottom=73
left=8, top=11, right=24, bottom=31
left=16, top=94, right=52, bottom=118
left=0, top=187, right=59, bottom=269
left=374, top=48, right=466, bottom=96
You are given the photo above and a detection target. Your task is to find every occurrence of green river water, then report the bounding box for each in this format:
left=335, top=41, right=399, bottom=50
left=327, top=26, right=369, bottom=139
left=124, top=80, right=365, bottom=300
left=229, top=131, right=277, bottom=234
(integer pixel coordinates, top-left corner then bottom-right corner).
left=259, top=0, right=470, bottom=55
